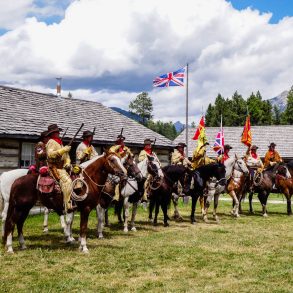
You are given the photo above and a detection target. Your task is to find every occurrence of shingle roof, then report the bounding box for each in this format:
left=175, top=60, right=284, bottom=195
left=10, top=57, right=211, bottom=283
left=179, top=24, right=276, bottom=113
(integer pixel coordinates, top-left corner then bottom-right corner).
left=0, top=85, right=173, bottom=148
left=174, top=126, right=293, bottom=159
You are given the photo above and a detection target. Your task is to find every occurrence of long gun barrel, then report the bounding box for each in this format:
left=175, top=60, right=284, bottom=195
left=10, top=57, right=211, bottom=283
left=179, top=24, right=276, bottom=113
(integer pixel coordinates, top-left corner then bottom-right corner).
left=61, top=127, right=69, bottom=140
left=68, top=123, right=84, bottom=146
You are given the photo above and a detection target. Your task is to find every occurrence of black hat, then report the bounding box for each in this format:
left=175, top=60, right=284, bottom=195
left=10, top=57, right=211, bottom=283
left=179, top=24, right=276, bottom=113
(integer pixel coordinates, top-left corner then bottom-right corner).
left=268, top=142, right=276, bottom=148
left=251, top=145, right=258, bottom=150
left=176, top=142, right=187, bottom=148
left=224, top=144, right=232, bottom=150
left=82, top=130, right=94, bottom=138
left=116, top=134, right=125, bottom=142
left=40, top=130, right=48, bottom=138
left=47, top=124, right=62, bottom=136
left=144, top=138, right=153, bottom=145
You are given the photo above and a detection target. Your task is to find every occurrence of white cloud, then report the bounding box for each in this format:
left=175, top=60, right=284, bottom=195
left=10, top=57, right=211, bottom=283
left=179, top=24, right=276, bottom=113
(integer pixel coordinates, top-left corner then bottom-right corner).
left=0, top=0, right=293, bottom=124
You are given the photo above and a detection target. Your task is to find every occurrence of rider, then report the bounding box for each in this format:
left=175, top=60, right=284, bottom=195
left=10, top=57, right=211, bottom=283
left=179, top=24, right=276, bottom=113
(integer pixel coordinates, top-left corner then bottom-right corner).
left=139, top=138, right=160, bottom=201
left=264, top=142, right=282, bottom=169
left=109, top=134, right=133, bottom=202
left=76, top=130, right=98, bottom=164
left=245, top=145, right=264, bottom=180
left=191, top=142, right=215, bottom=170
left=35, top=130, right=49, bottom=170
left=46, top=124, right=73, bottom=212
left=218, top=144, right=232, bottom=163
left=171, top=142, right=192, bottom=167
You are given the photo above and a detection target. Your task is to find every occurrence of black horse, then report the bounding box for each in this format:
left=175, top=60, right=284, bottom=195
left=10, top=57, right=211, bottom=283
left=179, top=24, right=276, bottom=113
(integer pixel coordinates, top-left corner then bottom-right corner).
left=147, top=162, right=189, bottom=227
left=184, top=163, right=226, bottom=224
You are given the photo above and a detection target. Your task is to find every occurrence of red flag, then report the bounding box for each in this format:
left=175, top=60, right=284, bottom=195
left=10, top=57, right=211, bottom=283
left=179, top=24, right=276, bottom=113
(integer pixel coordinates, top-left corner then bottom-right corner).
left=192, top=116, right=205, bottom=140
left=241, top=115, right=252, bottom=147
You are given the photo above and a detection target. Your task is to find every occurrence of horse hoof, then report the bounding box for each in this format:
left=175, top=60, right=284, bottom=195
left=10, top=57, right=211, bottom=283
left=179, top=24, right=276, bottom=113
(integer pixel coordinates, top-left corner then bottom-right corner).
left=123, top=228, right=128, bottom=233
left=97, top=233, right=104, bottom=239
left=164, top=222, right=169, bottom=227
left=81, top=248, right=89, bottom=254
left=7, top=248, right=14, bottom=254
left=43, top=228, right=49, bottom=233
left=191, top=221, right=196, bottom=225
left=130, top=227, right=137, bottom=232
left=20, top=245, right=27, bottom=250
left=263, top=213, right=268, bottom=217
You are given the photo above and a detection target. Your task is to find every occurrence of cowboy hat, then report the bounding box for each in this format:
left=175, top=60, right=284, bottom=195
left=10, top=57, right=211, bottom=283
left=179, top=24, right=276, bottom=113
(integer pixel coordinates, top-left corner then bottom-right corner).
left=46, top=124, right=62, bottom=136
left=176, top=142, right=187, bottom=148
left=40, top=130, right=48, bottom=138
left=82, top=130, right=94, bottom=139
left=251, top=145, right=258, bottom=150
left=144, top=138, right=154, bottom=145
left=224, top=144, right=232, bottom=150
left=268, top=142, right=276, bottom=148
left=116, top=134, right=125, bottom=141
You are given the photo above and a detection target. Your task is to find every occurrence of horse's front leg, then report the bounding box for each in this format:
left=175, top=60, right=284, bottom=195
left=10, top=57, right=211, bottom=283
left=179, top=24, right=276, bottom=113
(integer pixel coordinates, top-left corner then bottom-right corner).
left=43, top=207, right=49, bottom=233
left=161, top=200, right=169, bottom=227
left=203, top=195, right=210, bottom=223
left=258, top=191, right=269, bottom=217
left=172, top=193, right=183, bottom=221
left=96, top=204, right=105, bottom=239
left=249, top=191, right=254, bottom=214
left=287, top=194, right=292, bottom=216
left=130, top=202, right=138, bottom=231
left=79, top=208, right=91, bottom=253
left=154, top=199, right=160, bottom=226
left=212, top=194, right=220, bottom=223
left=148, top=198, right=155, bottom=222
left=190, top=192, right=198, bottom=224
left=229, top=190, right=240, bottom=217
left=123, top=197, right=130, bottom=233
left=64, top=212, right=75, bottom=243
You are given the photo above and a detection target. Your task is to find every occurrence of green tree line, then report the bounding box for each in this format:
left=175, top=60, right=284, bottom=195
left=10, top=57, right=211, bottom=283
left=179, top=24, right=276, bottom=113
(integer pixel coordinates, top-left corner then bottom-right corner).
left=205, top=87, right=293, bottom=126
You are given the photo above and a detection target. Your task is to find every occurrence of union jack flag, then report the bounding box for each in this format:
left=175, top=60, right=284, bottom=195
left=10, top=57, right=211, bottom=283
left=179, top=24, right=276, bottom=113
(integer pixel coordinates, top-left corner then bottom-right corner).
left=213, top=129, right=224, bottom=155
left=153, top=67, right=185, bottom=87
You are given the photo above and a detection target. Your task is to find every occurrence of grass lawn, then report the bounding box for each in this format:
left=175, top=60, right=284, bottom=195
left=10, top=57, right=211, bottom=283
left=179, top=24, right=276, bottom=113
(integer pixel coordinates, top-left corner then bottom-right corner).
left=0, top=197, right=292, bottom=292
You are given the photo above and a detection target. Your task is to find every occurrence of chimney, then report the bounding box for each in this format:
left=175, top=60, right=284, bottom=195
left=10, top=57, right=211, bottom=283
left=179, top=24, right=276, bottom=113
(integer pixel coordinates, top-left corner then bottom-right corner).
left=56, top=77, right=62, bottom=97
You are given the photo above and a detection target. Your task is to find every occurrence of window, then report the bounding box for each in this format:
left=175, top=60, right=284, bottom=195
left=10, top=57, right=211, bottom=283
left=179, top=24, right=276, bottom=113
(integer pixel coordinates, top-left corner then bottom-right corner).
left=20, top=143, right=35, bottom=168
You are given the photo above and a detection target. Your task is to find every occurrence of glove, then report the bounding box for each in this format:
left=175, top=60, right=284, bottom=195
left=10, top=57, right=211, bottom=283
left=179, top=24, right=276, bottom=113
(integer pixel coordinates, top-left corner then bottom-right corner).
left=84, top=147, right=92, bottom=155
left=270, top=161, right=277, bottom=166
left=57, top=145, right=71, bottom=156
left=64, top=163, right=71, bottom=172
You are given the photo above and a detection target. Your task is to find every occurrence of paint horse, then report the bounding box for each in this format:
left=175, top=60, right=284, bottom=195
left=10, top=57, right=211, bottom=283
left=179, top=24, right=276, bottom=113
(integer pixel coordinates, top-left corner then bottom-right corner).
left=3, top=152, right=127, bottom=253
left=96, top=152, right=144, bottom=237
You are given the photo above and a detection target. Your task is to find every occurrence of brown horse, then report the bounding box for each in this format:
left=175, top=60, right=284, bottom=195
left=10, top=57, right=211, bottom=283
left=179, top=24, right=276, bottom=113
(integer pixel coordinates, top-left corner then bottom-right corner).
left=275, top=164, right=293, bottom=215
left=4, top=153, right=127, bottom=253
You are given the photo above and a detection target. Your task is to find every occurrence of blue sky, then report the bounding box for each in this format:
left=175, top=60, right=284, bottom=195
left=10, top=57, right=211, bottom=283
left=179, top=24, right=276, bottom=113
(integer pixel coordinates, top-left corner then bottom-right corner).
left=0, top=0, right=292, bottom=123
left=229, top=0, right=293, bottom=23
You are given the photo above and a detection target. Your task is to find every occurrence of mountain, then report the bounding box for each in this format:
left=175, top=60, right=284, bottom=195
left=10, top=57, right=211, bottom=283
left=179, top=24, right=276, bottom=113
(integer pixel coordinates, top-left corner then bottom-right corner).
left=174, top=121, right=185, bottom=132
left=268, top=91, right=289, bottom=112
left=110, top=107, right=143, bottom=123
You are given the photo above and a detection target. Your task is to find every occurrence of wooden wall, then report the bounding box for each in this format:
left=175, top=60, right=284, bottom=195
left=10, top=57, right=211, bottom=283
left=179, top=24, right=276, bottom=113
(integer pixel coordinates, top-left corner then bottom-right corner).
left=0, top=138, right=20, bottom=174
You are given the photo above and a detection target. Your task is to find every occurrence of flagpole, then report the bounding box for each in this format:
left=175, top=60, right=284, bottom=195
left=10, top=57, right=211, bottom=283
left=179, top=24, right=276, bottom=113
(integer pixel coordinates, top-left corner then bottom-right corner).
left=185, top=63, right=189, bottom=157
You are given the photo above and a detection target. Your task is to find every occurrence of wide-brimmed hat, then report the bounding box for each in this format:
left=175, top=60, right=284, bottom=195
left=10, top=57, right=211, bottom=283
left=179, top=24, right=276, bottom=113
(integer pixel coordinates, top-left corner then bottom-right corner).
left=40, top=130, right=48, bottom=138
left=144, top=138, right=154, bottom=145
left=176, top=142, right=187, bottom=148
left=268, top=142, right=276, bottom=148
left=82, top=130, right=94, bottom=139
left=116, top=134, right=125, bottom=141
left=224, top=144, right=232, bottom=150
left=251, top=145, right=258, bottom=150
left=47, top=124, right=62, bottom=136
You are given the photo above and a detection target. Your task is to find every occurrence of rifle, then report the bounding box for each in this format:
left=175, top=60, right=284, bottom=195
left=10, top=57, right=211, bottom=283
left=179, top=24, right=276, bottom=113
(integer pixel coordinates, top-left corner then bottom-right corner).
left=61, top=127, right=69, bottom=140
left=92, top=127, right=96, bottom=135
left=152, top=138, right=157, bottom=147
left=120, top=127, right=124, bottom=137
left=68, top=123, right=84, bottom=146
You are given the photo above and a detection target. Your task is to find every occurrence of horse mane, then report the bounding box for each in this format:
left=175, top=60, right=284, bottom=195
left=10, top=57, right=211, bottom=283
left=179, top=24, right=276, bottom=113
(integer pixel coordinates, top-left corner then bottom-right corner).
left=80, top=153, right=105, bottom=168
left=162, top=165, right=186, bottom=180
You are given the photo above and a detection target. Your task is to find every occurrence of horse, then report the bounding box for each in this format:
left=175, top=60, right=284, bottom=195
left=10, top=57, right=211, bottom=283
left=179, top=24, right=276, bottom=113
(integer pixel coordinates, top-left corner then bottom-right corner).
left=249, top=163, right=290, bottom=217
left=275, top=164, right=292, bottom=215
left=147, top=160, right=188, bottom=227
left=184, top=162, right=226, bottom=224
left=3, top=152, right=127, bottom=253
left=96, top=153, right=144, bottom=238
left=226, top=157, right=249, bottom=217
left=0, top=169, right=65, bottom=237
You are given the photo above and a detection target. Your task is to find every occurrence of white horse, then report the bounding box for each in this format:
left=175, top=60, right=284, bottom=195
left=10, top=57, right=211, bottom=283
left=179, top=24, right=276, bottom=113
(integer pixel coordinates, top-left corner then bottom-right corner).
left=0, top=169, right=66, bottom=237
left=202, top=156, right=249, bottom=222
left=96, top=155, right=148, bottom=238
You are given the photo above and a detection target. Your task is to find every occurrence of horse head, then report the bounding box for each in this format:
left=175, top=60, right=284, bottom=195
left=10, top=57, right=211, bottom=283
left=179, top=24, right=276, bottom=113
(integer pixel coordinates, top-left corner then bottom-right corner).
left=122, top=153, right=143, bottom=181
left=146, top=154, right=164, bottom=178
left=104, top=152, right=127, bottom=178
left=235, top=158, right=249, bottom=176
left=276, top=164, right=292, bottom=179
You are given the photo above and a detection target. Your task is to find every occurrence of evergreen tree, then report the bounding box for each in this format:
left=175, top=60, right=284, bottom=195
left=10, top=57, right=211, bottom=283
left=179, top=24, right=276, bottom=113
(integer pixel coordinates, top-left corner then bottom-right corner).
left=281, top=86, right=293, bottom=124
left=272, top=105, right=281, bottom=125
left=129, top=92, right=153, bottom=125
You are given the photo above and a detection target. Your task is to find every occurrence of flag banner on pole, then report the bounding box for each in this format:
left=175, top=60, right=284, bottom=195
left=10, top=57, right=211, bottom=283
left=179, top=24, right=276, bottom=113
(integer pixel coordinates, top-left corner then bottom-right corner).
left=153, top=67, right=185, bottom=87
left=213, top=129, right=224, bottom=155
left=192, top=116, right=205, bottom=140
left=241, top=115, right=252, bottom=147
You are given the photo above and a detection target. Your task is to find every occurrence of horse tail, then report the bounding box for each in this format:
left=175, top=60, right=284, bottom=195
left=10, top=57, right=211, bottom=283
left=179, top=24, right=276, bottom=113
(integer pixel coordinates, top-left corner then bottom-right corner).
left=3, top=189, right=15, bottom=244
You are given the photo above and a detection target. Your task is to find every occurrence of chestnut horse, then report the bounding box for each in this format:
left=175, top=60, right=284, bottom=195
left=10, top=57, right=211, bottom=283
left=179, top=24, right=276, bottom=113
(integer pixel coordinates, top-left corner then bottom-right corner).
left=4, top=153, right=127, bottom=253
